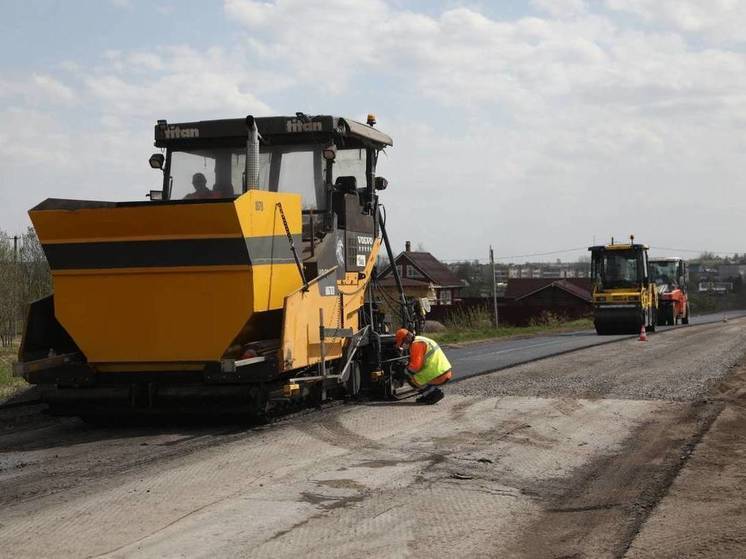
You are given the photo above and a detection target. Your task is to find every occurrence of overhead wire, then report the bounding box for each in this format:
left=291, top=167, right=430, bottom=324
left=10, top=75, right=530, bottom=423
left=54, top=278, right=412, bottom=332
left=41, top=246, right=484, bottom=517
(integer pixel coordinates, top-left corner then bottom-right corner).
left=650, top=246, right=746, bottom=255
left=431, top=246, right=746, bottom=264
left=437, top=246, right=589, bottom=264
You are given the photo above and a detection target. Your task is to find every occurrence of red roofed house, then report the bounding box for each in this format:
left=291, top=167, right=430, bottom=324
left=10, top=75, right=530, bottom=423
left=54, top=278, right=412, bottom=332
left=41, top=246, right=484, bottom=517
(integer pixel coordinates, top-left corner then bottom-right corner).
left=377, top=241, right=463, bottom=310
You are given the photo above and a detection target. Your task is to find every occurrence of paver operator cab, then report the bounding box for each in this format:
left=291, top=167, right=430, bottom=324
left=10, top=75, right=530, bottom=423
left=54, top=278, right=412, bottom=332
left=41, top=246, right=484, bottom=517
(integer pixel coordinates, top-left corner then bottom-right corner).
left=589, top=237, right=658, bottom=335
left=16, top=113, right=414, bottom=418
left=649, top=257, right=690, bottom=326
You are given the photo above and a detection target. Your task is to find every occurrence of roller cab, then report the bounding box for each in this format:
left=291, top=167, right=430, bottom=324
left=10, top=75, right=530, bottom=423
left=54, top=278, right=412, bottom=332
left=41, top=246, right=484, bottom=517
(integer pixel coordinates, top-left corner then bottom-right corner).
left=650, top=257, right=690, bottom=326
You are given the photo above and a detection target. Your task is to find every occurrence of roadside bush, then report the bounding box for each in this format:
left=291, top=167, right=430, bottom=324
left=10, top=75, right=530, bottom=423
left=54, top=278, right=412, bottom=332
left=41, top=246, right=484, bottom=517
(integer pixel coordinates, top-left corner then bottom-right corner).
left=689, top=291, right=746, bottom=314
left=688, top=293, right=718, bottom=314
left=528, top=311, right=564, bottom=327
left=444, top=305, right=493, bottom=330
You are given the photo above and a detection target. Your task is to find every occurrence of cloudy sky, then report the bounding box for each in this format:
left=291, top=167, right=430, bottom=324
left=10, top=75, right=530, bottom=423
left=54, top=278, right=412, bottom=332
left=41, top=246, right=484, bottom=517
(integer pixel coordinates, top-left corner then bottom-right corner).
left=2, top=0, right=746, bottom=262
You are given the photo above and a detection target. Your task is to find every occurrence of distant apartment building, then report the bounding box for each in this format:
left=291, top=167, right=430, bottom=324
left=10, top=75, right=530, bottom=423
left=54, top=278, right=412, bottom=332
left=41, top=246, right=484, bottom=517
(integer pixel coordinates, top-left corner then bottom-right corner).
left=449, top=260, right=590, bottom=299
left=688, top=263, right=745, bottom=293
left=716, top=264, right=746, bottom=281
left=494, top=265, right=509, bottom=282
left=698, top=281, right=733, bottom=294
left=503, top=262, right=589, bottom=279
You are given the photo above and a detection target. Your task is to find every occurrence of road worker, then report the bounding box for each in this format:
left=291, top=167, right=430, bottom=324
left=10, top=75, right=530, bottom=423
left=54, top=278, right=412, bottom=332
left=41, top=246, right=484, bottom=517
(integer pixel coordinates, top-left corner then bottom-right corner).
left=394, top=328, right=452, bottom=404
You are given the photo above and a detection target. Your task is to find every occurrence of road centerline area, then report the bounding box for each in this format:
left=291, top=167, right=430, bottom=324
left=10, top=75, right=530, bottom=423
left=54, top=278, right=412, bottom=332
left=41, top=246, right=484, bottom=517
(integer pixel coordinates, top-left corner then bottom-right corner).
left=456, top=338, right=570, bottom=360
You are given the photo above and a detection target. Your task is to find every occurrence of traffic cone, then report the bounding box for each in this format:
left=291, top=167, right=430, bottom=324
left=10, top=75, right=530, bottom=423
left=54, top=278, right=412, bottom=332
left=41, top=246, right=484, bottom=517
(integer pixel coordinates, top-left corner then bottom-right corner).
left=639, top=324, right=647, bottom=342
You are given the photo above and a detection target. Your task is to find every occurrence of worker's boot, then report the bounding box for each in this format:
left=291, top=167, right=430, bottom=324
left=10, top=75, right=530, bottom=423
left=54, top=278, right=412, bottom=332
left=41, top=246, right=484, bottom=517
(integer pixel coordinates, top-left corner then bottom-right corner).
left=416, top=387, right=444, bottom=405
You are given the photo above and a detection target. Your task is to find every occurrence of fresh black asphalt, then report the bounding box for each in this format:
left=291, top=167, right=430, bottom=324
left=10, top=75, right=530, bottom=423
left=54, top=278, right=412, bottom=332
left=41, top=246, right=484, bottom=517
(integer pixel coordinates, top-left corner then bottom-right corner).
left=446, top=310, right=746, bottom=381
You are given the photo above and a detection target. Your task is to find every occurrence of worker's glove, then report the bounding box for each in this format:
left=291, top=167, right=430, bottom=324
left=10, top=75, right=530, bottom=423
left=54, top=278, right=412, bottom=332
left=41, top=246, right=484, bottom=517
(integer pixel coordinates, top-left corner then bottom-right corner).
left=391, top=362, right=409, bottom=383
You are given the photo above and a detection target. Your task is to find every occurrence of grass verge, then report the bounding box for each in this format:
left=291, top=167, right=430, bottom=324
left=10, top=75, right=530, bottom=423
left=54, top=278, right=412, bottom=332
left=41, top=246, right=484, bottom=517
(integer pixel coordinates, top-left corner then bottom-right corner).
left=428, top=318, right=594, bottom=345
left=0, top=339, right=27, bottom=402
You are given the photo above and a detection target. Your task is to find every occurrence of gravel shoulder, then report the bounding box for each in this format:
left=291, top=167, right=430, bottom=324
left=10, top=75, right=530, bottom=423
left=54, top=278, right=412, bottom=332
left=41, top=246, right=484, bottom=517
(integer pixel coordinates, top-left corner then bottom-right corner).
left=451, top=320, right=745, bottom=401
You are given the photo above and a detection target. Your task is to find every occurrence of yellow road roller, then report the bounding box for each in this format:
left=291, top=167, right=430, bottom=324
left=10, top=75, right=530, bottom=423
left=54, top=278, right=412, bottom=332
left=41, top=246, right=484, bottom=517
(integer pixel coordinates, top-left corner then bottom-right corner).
left=589, top=236, right=658, bottom=335
left=15, top=114, right=413, bottom=418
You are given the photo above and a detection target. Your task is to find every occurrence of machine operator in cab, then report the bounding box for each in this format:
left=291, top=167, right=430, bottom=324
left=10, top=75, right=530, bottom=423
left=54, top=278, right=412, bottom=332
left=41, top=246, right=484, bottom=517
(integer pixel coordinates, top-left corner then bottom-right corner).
left=395, top=329, right=452, bottom=405
left=184, top=173, right=214, bottom=200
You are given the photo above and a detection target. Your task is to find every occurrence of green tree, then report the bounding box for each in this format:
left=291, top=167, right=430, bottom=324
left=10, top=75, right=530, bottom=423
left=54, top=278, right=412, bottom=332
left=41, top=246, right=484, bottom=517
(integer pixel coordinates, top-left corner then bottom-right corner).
left=0, top=228, right=52, bottom=347
left=0, top=231, right=18, bottom=346
left=18, top=226, right=52, bottom=310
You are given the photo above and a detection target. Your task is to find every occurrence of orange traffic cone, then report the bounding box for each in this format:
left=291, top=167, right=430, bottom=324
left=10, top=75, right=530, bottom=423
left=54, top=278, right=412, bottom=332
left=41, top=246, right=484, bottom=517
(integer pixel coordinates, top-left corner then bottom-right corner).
left=639, top=324, right=647, bottom=342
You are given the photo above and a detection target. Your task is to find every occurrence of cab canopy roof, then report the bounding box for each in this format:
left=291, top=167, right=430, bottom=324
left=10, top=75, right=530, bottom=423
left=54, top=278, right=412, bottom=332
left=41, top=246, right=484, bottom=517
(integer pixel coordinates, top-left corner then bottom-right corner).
left=588, top=243, right=649, bottom=252
left=154, top=114, right=393, bottom=150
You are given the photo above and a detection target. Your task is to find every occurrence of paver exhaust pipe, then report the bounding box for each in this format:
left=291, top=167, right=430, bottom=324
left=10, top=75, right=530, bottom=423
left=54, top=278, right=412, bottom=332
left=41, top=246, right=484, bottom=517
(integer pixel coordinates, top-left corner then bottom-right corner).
left=245, top=115, right=260, bottom=190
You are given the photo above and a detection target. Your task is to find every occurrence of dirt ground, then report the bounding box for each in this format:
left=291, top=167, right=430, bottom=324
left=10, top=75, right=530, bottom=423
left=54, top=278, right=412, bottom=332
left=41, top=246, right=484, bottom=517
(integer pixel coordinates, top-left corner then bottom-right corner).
left=0, top=320, right=745, bottom=558
left=626, top=364, right=746, bottom=558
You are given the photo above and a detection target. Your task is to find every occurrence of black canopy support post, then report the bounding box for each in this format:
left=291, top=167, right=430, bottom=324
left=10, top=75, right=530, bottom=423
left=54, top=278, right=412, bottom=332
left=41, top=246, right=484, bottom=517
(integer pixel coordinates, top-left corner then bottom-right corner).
left=364, top=147, right=377, bottom=215
left=162, top=149, right=172, bottom=200
left=378, top=207, right=412, bottom=329
left=276, top=202, right=309, bottom=292
left=323, top=156, right=334, bottom=233
left=319, top=307, right=327, bottom=402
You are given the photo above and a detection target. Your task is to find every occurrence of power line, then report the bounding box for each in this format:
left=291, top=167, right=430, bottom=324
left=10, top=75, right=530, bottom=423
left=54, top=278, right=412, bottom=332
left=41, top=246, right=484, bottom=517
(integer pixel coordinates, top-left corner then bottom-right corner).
left=650, top=246, right=746, bottom=255
left=440, top=246, right=589, bottom=263
left=438, top=245, right=746, bottom=264
left=492, top=247, right=589, bottom=261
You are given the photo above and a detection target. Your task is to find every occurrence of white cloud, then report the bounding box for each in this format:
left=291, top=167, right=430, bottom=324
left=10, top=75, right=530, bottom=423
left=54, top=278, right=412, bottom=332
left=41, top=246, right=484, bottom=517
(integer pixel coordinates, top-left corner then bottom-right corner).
left=0, top=107, right=153, bottom=236
left=32, top=74, right=77, bottom=104
left=225, top=0, right=392, bottom=93
left=224, top=0, right=277, bottom=26
left=126, top=52, right=164, bottom=71
left=4, top=1, right=746, bottom=257
left=220, top=0, right=746, bottom=257
left=0, top=74, right=77, bottom=106
left=84, top=46, right=273, bottom=120
left=222, top=1, right=746, bottom=121
left=606, top=0, right=746, bottom=43
left=0, top=43, right=279, bottom=233
left=532, top=0, right=588, bottom=18
left=0, top=108, right=77, bottom=168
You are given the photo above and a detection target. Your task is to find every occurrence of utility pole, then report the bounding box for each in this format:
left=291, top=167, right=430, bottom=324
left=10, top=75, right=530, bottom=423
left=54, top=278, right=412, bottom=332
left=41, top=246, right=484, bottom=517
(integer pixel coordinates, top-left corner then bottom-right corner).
left=490, top=245, right=498, bottom=328
left=11, top=235, right=19, bottom=339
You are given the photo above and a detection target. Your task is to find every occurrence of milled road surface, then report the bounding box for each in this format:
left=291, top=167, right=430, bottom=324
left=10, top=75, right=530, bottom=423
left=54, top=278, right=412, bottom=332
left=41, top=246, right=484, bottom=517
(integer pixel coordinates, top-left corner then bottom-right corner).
left=0, top=318, right=745, bottom=558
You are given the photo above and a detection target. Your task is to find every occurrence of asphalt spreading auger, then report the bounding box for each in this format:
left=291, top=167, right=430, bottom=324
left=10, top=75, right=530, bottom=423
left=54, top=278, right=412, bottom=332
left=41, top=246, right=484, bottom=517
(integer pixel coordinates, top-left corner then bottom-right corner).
left=14, top=113, right=416, bottom=419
